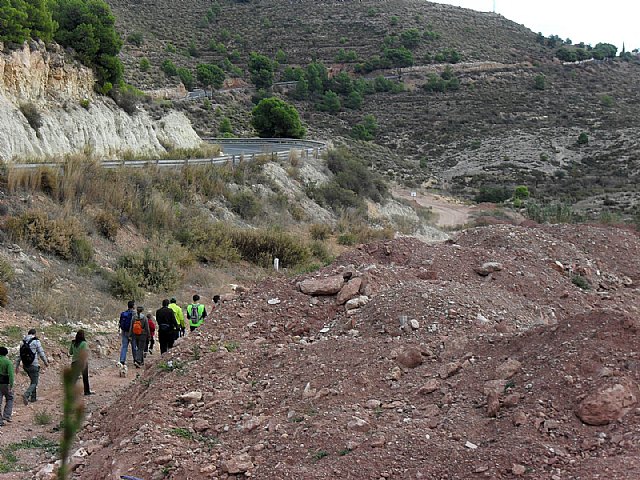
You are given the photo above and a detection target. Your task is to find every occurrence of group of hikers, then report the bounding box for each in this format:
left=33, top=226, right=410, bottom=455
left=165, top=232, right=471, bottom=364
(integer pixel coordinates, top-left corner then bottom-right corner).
left=118, top=294, right=219, bottom=368
left=0, top=293, right=220, bottom=428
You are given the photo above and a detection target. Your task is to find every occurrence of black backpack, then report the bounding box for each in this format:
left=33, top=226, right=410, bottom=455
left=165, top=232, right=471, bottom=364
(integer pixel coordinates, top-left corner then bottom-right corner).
left=20, top=338, right=36, bottom=367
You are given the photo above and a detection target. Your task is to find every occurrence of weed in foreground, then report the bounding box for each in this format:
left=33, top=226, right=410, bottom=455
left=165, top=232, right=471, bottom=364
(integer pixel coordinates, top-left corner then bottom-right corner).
left=34, top=409, right=53, bottom=426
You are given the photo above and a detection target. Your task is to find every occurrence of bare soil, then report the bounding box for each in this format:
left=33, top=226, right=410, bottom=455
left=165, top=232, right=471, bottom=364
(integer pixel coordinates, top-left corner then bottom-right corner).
left=70, top=223, right=640, bottom=480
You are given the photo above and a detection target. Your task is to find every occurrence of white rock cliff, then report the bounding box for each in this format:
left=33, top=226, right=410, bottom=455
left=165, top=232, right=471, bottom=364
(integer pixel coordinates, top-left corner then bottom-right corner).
left=0, top=42, right=201, bottom=162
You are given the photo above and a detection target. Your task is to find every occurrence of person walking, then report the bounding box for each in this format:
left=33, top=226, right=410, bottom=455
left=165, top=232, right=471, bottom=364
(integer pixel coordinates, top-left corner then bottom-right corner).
left=0, top=346, right=14, bottom=426
left=131, top=306, right=150, bottom=367
left=145, top=313, right=156, bottom=356
left=69, top=330, right=93, bottom=396
left=169, top=298, right=185, bottom=338
left=15, top=328, right=49, bottom=405
left=156, top=299, right=179, bottom=354
left=186, top=294, right=207, bottom=332
left=118, top=300, right=137, bottom=366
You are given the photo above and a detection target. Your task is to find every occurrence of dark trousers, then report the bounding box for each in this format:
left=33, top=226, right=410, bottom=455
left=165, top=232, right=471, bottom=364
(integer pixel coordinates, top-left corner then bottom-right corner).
left=133, top=335, right=147, bottom=364
left=72, top=362, right=91, bottom=395
left=158, top=331, right=175, bottom=354
left=23, top=365, right=39, bottom=401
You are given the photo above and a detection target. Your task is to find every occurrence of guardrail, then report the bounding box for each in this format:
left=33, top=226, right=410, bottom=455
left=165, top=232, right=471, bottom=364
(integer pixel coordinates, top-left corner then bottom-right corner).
left=11, top=138, right=328, bottom=170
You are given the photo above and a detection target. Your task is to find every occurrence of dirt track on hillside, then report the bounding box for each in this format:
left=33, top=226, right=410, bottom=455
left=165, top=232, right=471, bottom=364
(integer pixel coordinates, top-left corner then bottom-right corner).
left=393, top=188, right=474, bottom=227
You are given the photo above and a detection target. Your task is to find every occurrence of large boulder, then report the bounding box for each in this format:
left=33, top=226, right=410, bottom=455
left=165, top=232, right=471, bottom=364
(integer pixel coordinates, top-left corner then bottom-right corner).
left=576, top=382, right=638, bottom=426
left=299, top=275, right=344, bottom=295
left=336, top=277, right=363, bottom=305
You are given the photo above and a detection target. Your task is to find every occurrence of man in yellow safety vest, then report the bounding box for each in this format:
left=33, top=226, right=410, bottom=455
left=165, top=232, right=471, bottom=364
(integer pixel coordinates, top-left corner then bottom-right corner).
left=169, top=298, right=185, bottom=337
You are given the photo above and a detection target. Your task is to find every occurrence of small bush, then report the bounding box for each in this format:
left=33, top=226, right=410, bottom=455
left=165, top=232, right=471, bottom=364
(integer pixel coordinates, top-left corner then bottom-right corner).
left=20, top=103, right=43, bottom=131
left=94, top=211, right=119, bottom=240
left=34, top=409, right=53, bottom=426
left=108, top=267, right=144, bottom=300
left=126, top=32, right=144, bottom=46
left=571, top=274, right=590, bottom=290
left=117, top=247, right=182, bottom=293
left=5, top=212, right=92, bottom=263
left=337, top=233, right=357, bottom=245
left=139, top=57, right=151, bottom=71
left=80, top=99, right=91, bottom=109
left=309, top=223, right=332, bottom=241
left=577, top=132, right=589, bottom=145
left=228, top=190, right=261, bottom=219
left=0, top=257, right=15, bottom=283
left=230, top=228, right=311, bottom=268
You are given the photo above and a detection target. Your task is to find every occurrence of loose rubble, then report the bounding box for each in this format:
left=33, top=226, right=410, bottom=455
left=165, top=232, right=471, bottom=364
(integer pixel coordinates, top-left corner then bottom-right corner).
left=74, top=224, right=640, bottom=479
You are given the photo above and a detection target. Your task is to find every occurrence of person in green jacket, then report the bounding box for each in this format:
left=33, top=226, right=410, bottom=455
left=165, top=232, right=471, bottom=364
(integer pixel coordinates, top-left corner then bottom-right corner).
left=0, top=346, right=14, bottom=426
left=169, top=298, right=185, bottom=338
left=69, top=330, right=93, bottom=396
left=186, top=294, right=207, bottom=332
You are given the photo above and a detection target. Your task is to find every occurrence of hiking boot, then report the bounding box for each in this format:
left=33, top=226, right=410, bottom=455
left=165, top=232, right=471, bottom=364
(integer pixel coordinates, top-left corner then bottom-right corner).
left=22, top=395, right=29, bottom=406
left=84, top=391, right=95, bottom=396
left=3, top=418, right=12, bottom=423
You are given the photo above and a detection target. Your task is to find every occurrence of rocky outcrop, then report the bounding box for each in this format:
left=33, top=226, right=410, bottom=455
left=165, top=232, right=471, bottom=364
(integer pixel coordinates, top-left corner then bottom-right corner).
left=0, top=42, right=201, bottom=161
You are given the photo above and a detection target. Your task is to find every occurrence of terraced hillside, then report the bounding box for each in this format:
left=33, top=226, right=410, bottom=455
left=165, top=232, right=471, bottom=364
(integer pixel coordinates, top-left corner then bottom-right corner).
left=108, top=0, right=550, bottom=89
left=107, top=0, right=640, bottom=219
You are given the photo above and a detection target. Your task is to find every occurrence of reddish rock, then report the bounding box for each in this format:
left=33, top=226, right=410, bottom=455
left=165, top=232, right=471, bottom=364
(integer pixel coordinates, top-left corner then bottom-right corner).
left=336, top=277, right=363, bottom=305
left=439, top=361, right=462, bottom=379
left=299, top=275, right=344, bottom=295
left=576, top=382, right=638, bottom=426
left=396, top=348, right=423, bottom=368
left=474, top=262, right=503, bottom=276
left=513, top=411, right=527, bottom=426
left=496, top=358, right=522, bottom=379
left=418, top=379, right=440, bottom=395
left=222, top=453, right=254, bottom=474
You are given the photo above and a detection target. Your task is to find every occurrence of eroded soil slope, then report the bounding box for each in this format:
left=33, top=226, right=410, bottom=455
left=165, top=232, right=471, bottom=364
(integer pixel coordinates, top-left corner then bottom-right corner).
left=78, top=224, right=640, bottom=480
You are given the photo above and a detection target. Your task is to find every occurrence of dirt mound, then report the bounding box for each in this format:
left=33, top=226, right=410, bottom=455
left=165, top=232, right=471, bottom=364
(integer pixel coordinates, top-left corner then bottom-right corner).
left=76, top=224, right=640, bottom=479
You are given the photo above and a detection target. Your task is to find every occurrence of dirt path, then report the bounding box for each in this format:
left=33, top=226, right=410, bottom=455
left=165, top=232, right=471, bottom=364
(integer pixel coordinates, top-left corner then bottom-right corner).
left=0, top=355, right=133, bottom=479
left=393, top=188, right=474, bottom=228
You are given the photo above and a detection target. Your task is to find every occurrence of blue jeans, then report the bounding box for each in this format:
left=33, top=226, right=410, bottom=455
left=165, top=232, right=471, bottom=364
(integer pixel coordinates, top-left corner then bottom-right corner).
left=119, top=331, right=136, bottom=364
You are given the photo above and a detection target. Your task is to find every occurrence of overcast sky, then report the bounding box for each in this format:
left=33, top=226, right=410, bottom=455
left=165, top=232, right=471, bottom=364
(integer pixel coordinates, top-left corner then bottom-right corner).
left=431, top=0, right=639, bottom=51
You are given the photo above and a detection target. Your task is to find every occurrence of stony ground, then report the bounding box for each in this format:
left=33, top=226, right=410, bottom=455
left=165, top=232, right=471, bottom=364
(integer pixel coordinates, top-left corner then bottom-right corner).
left=66, top=223, right=640, bottom=480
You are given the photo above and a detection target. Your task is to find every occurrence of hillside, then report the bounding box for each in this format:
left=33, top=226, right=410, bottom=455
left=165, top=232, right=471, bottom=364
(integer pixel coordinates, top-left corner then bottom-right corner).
left=105, top=0, right=640, bottom=220
left=74, top=224, right=640, bottom=479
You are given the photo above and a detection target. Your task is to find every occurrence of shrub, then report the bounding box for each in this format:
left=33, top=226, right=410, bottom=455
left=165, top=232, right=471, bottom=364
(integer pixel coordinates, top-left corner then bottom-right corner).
left=177, top=67, right=195, bottom=90
left=533, top=74, right=546, bottom=90
left=230, top=228, right=311, bottom=268
left=0, top=257, right=15, bottom=283
left=337, top=233, right=357, bottom=245
left=309, top=223, right=332, bottom=241
left=126, top=32, right=144, bottom=46
left=351, top=114, right=378, bottom=141
left=228, top=190, right=261, bottom=219
left=474, top=186, right=511, bottom=203
left=110, top=84, right=145, bottom=115
left=94, top=211, right=119, bottom=240
left=513, top=185, right=530, bottom=200
left=175, top=221, right=239, bottom=265
left=34, top=409, right=53, bottom=425
left=248, top=52, right=275, bottom=89
left=109, top=267, right=144, bottom=300
left=571, top=274, right=590, bottom=290
left=116, top=247, right=182, bottom=293
left=317, top=91, right=341, bottom=113
left=5, top=211, right=92, bottom=263
left=577, top=132, right=589, bottom=145
left=19, top=103, right=43, bottom=131
left=161, top=59, right=178, bottom=76
left=139, top=57, right=151, bottom=71
left=325, top=148, right=388, bottom=203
